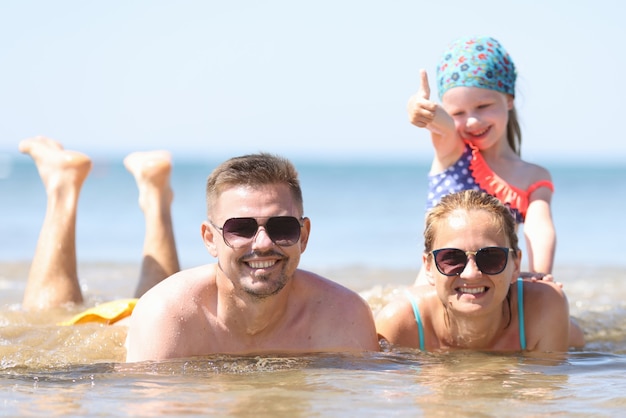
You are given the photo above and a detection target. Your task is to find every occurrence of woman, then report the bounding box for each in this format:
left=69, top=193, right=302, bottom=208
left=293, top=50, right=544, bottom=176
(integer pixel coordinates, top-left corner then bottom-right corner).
left=376, top=190, right=573, bottom=352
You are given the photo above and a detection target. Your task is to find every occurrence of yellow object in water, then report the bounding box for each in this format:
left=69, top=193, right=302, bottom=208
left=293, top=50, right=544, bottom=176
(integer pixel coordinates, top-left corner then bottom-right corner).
left=59, top=298, right=138, bottom=326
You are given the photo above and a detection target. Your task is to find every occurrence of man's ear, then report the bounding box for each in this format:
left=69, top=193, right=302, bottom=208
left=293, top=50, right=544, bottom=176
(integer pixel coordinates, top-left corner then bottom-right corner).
left=298, top=217, right=311, bottom=253
left=201, top=221, right=219, bottom=257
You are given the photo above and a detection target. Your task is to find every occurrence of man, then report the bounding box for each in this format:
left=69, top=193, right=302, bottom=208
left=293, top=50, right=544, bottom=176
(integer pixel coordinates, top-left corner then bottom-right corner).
left=125, top=153, right=379, bottom=361
left=19, top=137, right=379, bottom=360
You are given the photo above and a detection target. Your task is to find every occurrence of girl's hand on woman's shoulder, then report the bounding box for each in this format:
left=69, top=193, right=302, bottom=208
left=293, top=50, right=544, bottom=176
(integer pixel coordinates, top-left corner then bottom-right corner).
left=519, top=272, right=563, bottom=288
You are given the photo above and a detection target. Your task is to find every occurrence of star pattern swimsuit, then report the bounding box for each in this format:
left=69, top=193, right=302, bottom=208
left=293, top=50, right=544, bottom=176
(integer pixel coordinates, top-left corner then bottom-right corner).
left=427, top=142, right=554, bottom=224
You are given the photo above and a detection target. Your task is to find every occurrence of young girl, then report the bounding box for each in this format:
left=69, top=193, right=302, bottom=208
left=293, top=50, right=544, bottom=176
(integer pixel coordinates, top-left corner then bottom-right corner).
left=408, top=36, right=556, bottom=282
left=375, top=190, right=571, bottom=352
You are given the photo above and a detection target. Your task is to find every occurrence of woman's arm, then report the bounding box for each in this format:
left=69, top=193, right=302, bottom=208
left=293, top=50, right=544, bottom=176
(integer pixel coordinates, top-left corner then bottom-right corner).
left=375, top=297, right=422, bottom=350
left=526, top=281, right=570, bottom=352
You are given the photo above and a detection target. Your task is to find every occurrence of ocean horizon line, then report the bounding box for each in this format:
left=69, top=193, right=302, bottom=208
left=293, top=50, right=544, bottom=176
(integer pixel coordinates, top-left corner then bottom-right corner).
left=2, top=149, right=625, bottom=169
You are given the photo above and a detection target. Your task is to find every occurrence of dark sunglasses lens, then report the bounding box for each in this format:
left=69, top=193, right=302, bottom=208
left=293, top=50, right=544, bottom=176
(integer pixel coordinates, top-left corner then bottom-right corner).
left=266, top=217, right=301, bottom=246
left=222, top=218, right=258, bottom=245
left=475, top=247, right=508, bottom=274
left=434, top=249, right=467, bottom=276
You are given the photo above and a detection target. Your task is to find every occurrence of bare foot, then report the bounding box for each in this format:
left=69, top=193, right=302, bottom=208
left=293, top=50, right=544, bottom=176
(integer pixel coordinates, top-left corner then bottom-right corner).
left=124, top=151, right=179, bottom=297
left=123, top=150, right=173, bottom=210
left=19, top=136, right=92, bottom=193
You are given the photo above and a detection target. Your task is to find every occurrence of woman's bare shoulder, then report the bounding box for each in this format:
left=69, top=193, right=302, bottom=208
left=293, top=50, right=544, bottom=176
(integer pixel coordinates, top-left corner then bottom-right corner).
left=522, top=279, right=568, bottom=318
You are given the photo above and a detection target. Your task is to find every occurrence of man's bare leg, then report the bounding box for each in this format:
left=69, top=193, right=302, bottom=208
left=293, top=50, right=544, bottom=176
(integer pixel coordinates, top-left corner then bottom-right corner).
left=124, top=151, right=180, bottom=297
left=20, top=137, right=92, bottom=309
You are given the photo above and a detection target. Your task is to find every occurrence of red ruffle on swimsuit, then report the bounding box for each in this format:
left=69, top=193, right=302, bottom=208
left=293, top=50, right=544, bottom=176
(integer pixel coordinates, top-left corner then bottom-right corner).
left=426, top=141, right=553, bottom=223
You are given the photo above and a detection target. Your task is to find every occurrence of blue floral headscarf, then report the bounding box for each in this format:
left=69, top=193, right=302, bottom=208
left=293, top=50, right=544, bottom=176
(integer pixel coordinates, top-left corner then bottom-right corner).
left=437, top=36, right=516, bottom=99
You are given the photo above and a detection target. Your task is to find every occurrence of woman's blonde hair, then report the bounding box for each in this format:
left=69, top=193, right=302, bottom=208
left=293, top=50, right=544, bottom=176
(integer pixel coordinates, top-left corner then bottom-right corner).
left=423, top=190, right=520, bottom=254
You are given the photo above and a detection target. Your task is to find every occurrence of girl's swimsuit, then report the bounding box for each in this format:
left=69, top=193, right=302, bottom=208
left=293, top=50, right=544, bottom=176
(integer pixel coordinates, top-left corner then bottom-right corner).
left=406, top=278, right=527, bottom=351
left=427, top=142, right=554, bottom=224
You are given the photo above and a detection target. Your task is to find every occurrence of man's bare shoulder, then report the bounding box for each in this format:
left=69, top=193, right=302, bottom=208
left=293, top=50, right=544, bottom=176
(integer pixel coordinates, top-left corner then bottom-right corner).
left=293, top=269, right=379, bottom=351
left=291, top=269, right=376, bottom=320
left=126, top=264, right=219, bottom=362
left=144, top=264, right=217, bottom=299
left=294, top=269, right=365, bottom=302
left=133, top=264, right=218, bottom=317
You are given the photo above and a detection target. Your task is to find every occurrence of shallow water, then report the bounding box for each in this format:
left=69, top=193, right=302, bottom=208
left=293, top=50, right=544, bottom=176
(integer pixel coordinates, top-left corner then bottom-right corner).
left=1, top=157, right=625, bottom=415
left=3, top=351, right=626, bottom=416
left=1, top=262, right=625, bottom=416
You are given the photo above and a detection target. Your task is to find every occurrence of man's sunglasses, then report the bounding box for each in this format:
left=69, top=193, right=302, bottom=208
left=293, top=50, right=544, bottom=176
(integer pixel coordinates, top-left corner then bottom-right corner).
left=430, top=247, right=514, bottom=276
left=210, top=216, right=304, bottom=248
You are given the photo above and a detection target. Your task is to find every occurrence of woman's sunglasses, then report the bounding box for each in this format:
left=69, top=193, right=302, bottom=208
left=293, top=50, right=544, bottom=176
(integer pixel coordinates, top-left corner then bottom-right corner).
left=210, top=216, right=304, bottom=248
left=430, top=247, right=514, bottom=276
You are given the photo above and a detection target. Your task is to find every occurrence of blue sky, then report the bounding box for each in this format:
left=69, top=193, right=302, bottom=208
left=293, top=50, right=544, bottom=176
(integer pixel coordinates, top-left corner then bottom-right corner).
left=1, top=0, right=624, bottom=163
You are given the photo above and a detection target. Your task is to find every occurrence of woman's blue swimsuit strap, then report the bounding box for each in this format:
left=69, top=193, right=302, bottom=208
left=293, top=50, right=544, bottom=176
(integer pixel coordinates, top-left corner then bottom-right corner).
left=405, top=291, right=425, bottom=351
left=405, top=279, right=527, bottom=351
left=517, top=277, right=527, bottom=350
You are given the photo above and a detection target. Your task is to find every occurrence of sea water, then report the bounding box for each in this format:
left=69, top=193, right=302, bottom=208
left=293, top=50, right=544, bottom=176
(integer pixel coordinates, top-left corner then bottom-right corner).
left=3, top=155, right=624, bottom=271
left=1, top=153, right=625, bottom=416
